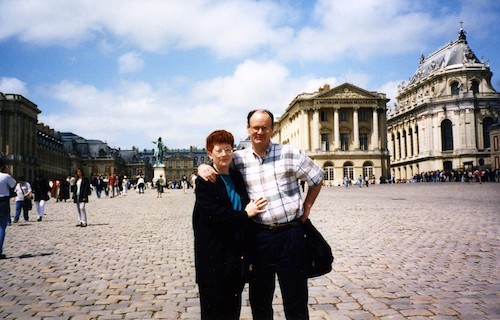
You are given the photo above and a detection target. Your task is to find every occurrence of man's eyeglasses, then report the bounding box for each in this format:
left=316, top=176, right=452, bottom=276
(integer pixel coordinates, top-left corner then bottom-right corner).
left=250, top=126, right=271, bottom=133
left=212, top=148, right=233, bottom=156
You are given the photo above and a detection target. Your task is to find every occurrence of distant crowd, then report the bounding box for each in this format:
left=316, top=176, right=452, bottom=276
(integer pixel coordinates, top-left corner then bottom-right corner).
left=388, top=168, right=500, bottom=184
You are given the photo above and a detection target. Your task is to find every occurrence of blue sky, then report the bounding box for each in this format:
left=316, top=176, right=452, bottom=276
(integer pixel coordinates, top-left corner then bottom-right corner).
left=1, top=0, right=499, bottom=150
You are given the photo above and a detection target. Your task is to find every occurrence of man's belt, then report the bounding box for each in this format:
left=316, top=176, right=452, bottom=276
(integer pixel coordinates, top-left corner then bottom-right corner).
left=255, top=219, right=301, bottom=231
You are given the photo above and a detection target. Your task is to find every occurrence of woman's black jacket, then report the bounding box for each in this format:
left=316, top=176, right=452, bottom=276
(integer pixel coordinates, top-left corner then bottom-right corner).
left=192, top=168, right=252, bottom=286
left=72, top=177, right=92, bottom=203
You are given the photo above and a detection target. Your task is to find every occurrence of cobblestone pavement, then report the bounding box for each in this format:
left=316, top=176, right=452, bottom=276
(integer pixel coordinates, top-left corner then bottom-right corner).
left=0, top=183, right=499, bottom=320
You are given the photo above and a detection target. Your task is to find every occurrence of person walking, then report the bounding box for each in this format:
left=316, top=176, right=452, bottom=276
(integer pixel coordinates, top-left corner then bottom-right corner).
left=156, top=175, right=165, bottom=198
left=137, top=175, right=145, bottom=194
left=0, top=157, right=17, bottom=259
left=72, top=168, right=92, bottom=227
left=13, top=177, right=32, bottom=223
left=122, top=176, right=128, bottom=195
left=193, top=129, right=267, bottom=320
left=33, top=175, right=50, bottom=221
left=198, top=109, right=324, bottom=319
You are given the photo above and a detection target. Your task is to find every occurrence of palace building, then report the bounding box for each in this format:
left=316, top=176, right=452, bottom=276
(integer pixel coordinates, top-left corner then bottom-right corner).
left=273, top=83, right=390, bottom=185
left=387, top=27, right=500, bottom=180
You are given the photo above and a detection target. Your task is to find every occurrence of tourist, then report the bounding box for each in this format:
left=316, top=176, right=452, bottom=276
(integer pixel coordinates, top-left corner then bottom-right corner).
left=193, top=129, right=267, bottom=320
left=137, top=175, right=145, bottom=194
left=156, top=175, right=165, bottom=198
left=72, top=168, right=91, bottom=227
left=13, top=177, right=32, bottom=223
left=198, top=109, right=324, bottom=319
left=33, top=175, right=50, bottom=222
left=0, top=157, right=17, bottom=259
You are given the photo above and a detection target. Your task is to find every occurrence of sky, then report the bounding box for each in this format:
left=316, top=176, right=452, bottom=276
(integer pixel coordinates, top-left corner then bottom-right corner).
left=1, top=0, right=499, bottom=151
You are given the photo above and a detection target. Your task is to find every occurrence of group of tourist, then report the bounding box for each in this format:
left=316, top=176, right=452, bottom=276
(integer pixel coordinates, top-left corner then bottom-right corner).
left=0, top=165, right=95, bottom=259
left=194, top=109, right=324, bottom=319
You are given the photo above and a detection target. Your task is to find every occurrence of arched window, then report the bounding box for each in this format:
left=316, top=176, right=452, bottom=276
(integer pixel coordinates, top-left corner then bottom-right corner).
left=441, top=119, right=454, bottom=151
left=483, top=117, right=494, bottom=148
left=408, top=128, right=414, bottom=157
left=470, top=79, right=480, bottom=95
left=450, top=81, right=460, bottom=95
left=391, top=134, right=396, bottom=160
left=323, top=162, right=334, bottom=181
left=443, top=161, right=453, bottom=171
left=402, top=130, right=407, bottom=158
left=362, top=161, right=374, bottom=179
left=397, top=132, right=401, bottom=159
left=343, top=162, right=354, bottom=180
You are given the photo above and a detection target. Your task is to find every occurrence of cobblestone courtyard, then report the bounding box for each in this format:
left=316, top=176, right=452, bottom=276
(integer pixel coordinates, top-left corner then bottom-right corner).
left=0, top=183, right=499, bottom=319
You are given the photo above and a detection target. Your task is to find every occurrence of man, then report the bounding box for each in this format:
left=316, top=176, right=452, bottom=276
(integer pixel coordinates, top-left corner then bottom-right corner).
left=0, top=158, right=17, bottom=259
left=199, top=109, right=324, bottom=319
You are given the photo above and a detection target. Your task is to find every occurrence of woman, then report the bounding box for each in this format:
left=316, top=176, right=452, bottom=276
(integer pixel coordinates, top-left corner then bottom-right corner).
left=33, top=175, right=50, bottom=221
left=0, top=158, right=17, bottom=259
left=193, top=130, right=267, bottom=320
left=13, top=177, right=32, bottom=223
left=73, top=168, right=92, bottom=227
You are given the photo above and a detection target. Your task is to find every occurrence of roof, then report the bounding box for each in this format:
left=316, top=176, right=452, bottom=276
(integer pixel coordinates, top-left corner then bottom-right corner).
left=407, top=28, right=484, bottom=86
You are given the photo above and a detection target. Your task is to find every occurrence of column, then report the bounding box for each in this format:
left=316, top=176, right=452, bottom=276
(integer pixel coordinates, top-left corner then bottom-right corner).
left=334, top=108, right=340, bottom=150
left=353, top=107, right=359, bottom=150
left=412, top=123, right=418, bottom=157
left=312, top=109, right=320, bottom=151
left=371, top=107, right=379, bottom=150
left=302, top=110, right=310, bottom=151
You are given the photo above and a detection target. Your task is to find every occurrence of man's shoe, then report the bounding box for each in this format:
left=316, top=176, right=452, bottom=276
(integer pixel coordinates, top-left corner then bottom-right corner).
left=0, top=254, right=7, bottom=259
left=37, top=217, right=42, bottom=221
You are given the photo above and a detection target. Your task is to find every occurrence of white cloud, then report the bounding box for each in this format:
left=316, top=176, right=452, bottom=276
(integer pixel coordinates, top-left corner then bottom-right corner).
left=0, top=0, right=291, bottom=57
left=377, top=80, right=402, bottom=107
left=0, top=77, right=28, bottom=95
left=38, top=60, right=352, bottom=149
left=118, top=51, right=144, bottom=74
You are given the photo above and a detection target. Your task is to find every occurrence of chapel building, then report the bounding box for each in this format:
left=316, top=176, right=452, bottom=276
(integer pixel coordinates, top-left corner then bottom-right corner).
left=273, top=83, right=390, bottom=185
left=387, top=27, right=500, bottom=180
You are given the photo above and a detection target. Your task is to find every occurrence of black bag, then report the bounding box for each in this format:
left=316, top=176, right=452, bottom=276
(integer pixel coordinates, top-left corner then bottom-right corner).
left=303, top=219, right=334, bottom=278
left=24, top=198, right=33, bottom=210
left=9, top=187, right=17, bottom=198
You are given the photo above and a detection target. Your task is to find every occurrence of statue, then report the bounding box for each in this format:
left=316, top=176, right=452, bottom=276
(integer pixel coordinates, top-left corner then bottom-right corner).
left=153, top=137, right=165, bottom=166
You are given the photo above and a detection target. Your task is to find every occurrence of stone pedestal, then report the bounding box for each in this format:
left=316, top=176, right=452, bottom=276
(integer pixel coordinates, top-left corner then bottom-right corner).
left=153, top=165, right=166, bottom=183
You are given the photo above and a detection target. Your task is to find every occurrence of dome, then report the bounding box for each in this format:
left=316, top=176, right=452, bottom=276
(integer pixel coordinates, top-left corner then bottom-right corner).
left=407, top=28, right=483, bottom=86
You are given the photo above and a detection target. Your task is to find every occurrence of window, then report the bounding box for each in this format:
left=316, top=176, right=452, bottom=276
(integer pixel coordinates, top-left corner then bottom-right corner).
left=391, top=133, right=396, bottom=160
left=471, top=80, right=479, bottom=95
left=359, top=110, right=367, bottom=122
left=340, top=133, right=349, bottom=151
left=397, top=132, right=401, bottom=159
left=441, top=119, right=454, bottom=151
left=360, top=133, right=368, bottom=151
left=340, top=110, right=348, bottom=122
left=343, top=162, right=354, bottom=180
left=408, top=128, right=414, bottom=157
left=482, top=117, right=494, bottom=149
left=321, top=134, right=330, bottom=151
left=402, top=130, right=407, bottom=158
left=451, top=81, right=460, bottom=95
left=320, top=111, right=328, bottom=122
left=323, top=163, right=334, bottom=181
left=362, top=161, right=374, bottom=179
left=443, top=161, right=453, bottom=171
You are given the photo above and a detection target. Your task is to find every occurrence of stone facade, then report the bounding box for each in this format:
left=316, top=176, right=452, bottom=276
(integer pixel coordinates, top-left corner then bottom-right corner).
left=0, top=94, right=40, bottom=180
left=387, top=28, right=500, bottom=180
left=490, top=121, right=500, bottom=170
left=273, top=83, right=390, bottom=185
